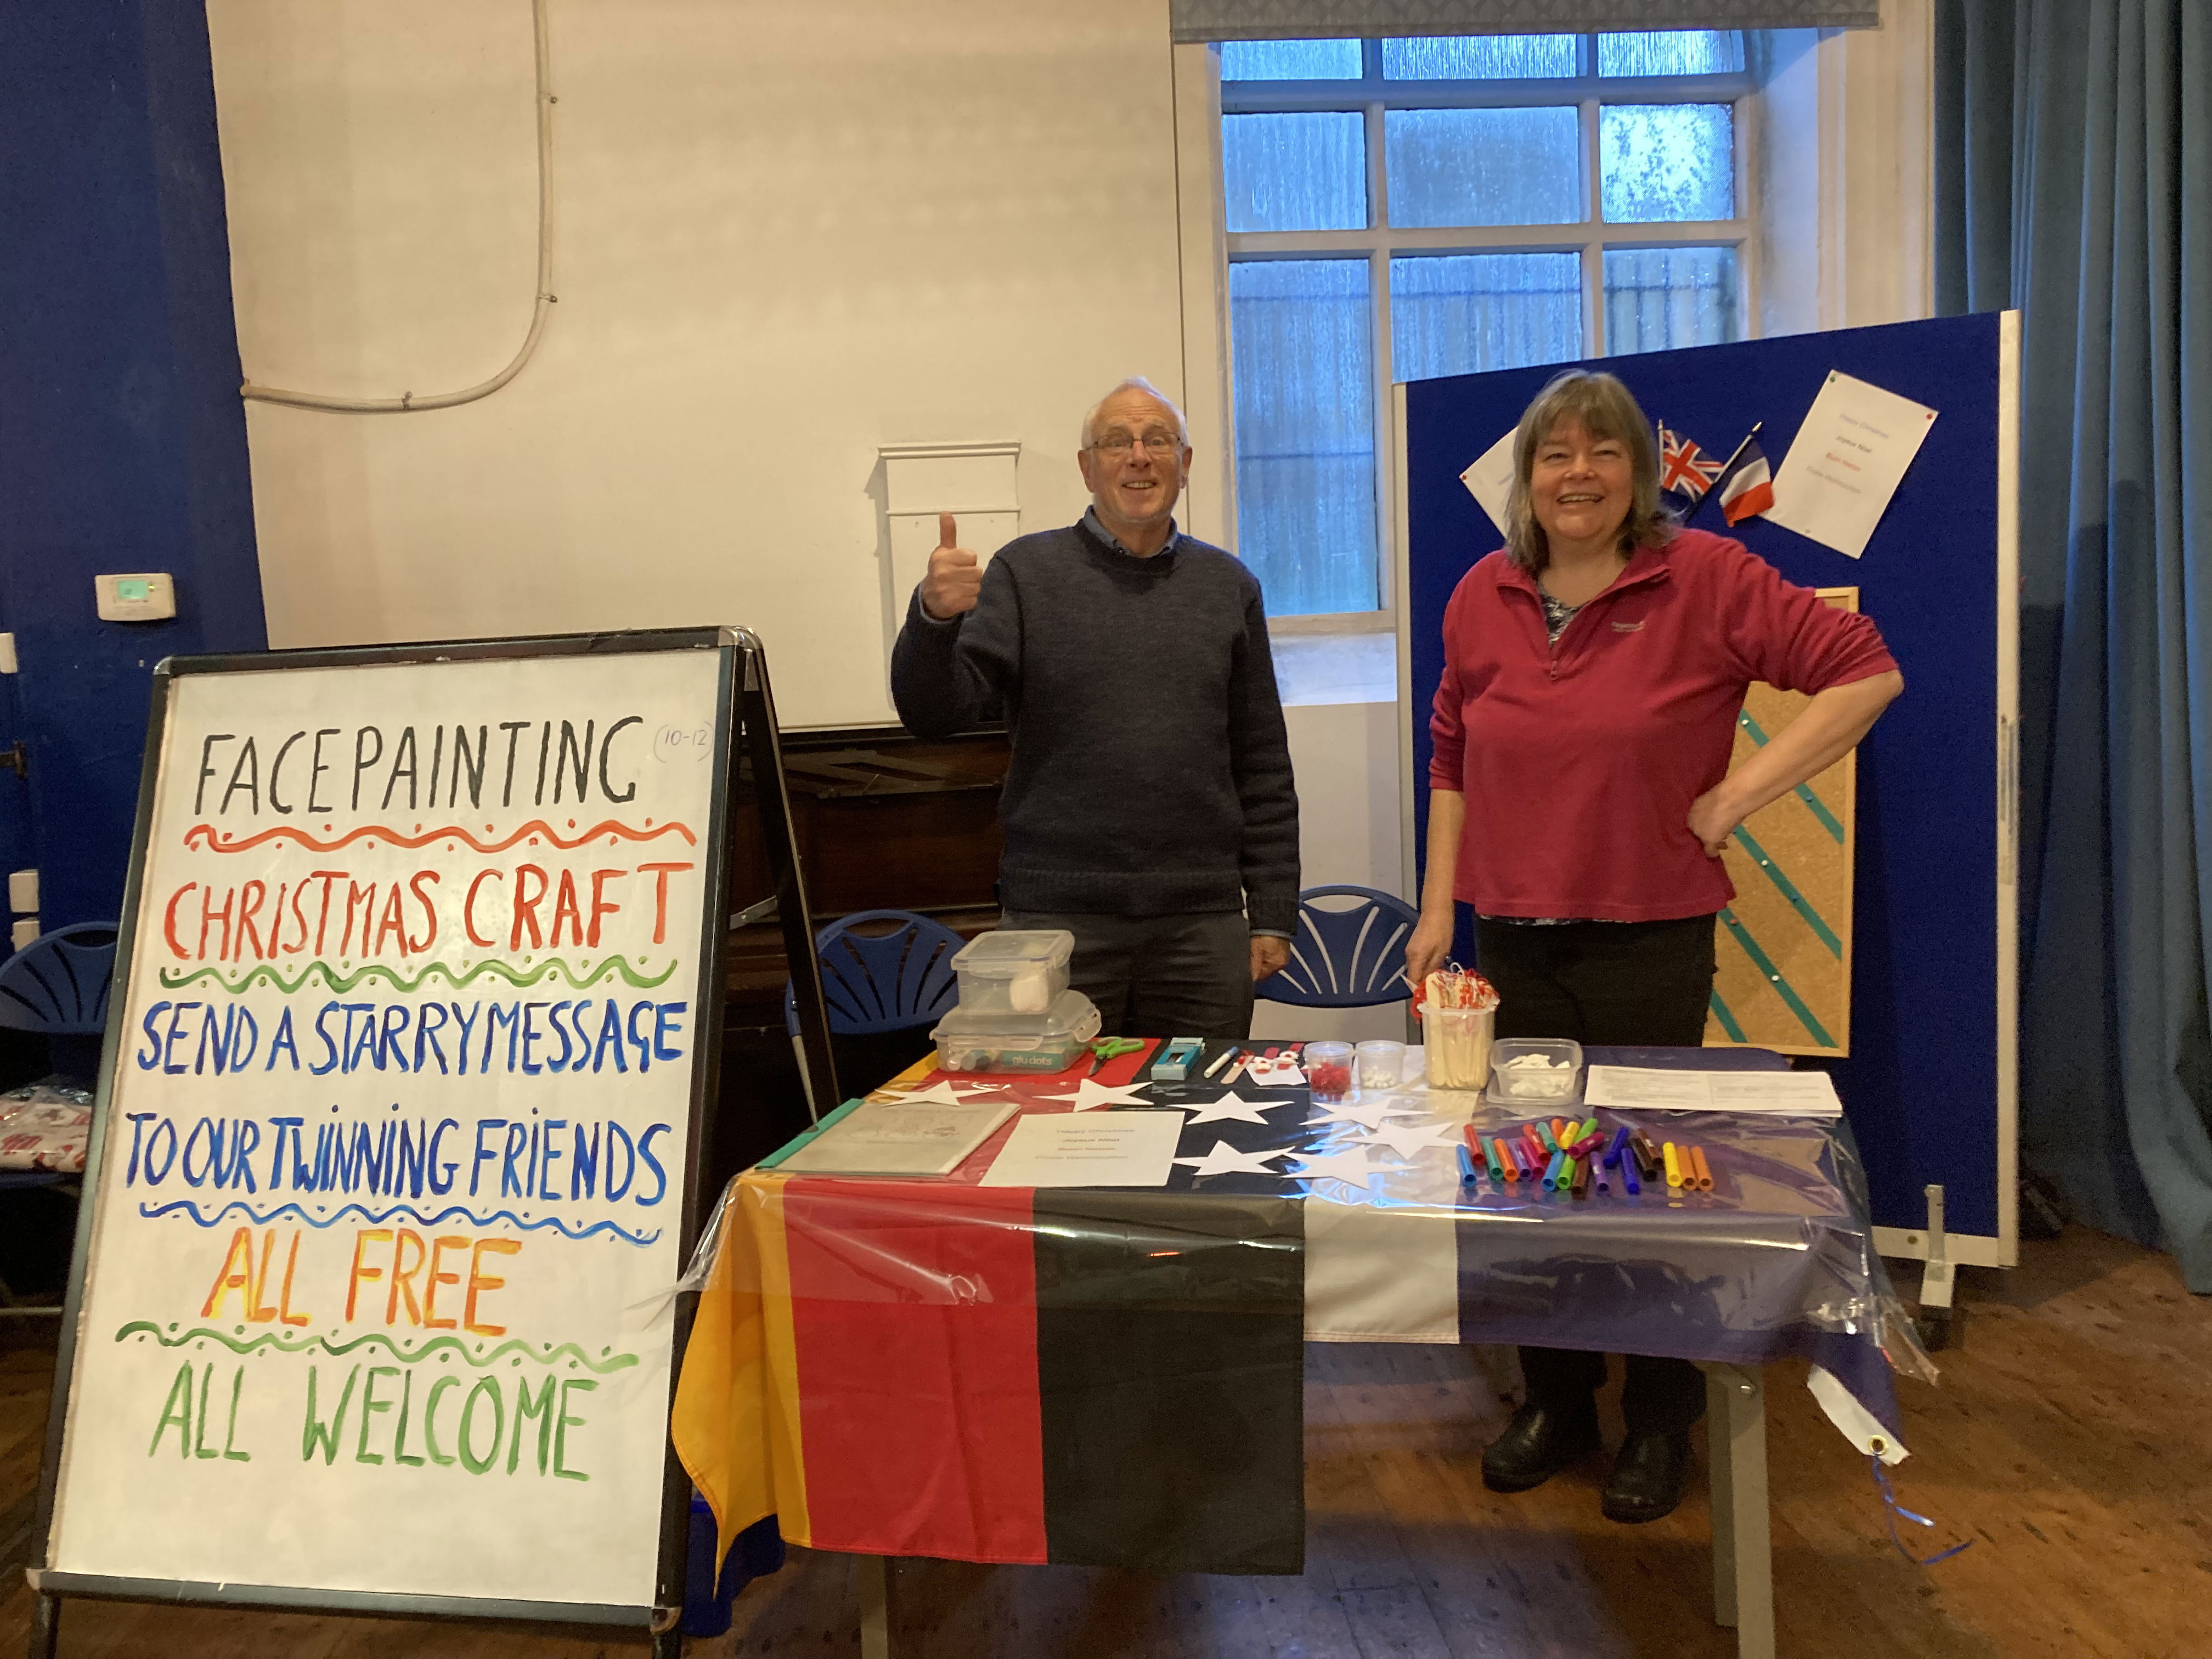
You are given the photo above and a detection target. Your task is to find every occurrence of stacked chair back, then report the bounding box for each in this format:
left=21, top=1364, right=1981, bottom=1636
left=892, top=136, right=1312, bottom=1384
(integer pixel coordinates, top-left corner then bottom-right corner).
left=0, top=923, right=120, bottom=1035
left=1256, top=886, right=1419, bottom=1008
left=782, top=910, right=968, bottom=1036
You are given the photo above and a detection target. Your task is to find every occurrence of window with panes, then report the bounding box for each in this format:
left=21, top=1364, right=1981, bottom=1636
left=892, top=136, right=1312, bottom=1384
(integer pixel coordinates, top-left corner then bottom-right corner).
left=1220, top=32, right=1755, bottom=618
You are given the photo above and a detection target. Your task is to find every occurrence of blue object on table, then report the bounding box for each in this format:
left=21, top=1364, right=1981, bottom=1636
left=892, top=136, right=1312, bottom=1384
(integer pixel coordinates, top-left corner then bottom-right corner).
left=1256, top=885, right=1420, bottom=1007
left=781, top=910, right=966, bottom=1037
left=0, top=923, right=119, bottom=1035
left=683, top=1497, right=786, bottom=1637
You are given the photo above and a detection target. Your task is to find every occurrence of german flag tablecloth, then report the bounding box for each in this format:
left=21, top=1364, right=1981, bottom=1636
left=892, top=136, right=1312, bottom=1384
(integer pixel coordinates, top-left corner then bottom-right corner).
left=673, top=1042, right=1923, bottom=1577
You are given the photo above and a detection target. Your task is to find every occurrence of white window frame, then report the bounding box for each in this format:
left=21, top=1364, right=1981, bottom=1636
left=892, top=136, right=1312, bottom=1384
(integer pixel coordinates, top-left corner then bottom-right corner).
left=1177, top=36, right=1762, bottom=634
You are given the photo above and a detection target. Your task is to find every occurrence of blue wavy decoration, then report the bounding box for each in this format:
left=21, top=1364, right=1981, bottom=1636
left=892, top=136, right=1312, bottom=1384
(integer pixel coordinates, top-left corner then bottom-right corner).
left=136, top=1198, right=659, bottom=1246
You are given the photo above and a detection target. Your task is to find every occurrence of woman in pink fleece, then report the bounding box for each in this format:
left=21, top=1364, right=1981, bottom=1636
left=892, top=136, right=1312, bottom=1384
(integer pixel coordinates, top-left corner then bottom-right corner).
left=1405, top=369, right=1904, bottom=1523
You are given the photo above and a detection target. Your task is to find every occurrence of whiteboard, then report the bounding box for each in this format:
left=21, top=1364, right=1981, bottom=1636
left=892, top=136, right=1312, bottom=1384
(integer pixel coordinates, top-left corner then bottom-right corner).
left=44, top=638, right=730, bottom=1611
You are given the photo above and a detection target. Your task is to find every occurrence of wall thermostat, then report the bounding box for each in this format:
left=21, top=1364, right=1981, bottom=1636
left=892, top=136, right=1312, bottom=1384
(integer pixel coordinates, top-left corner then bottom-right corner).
left=95, top=572, right=176, bottom=622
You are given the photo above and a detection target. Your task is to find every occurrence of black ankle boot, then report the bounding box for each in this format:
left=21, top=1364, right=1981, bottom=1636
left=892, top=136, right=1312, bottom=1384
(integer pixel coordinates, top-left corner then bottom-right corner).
left=1481, top=1399, right=1601, bottom=1493
left=1601, top=1429, right=1694, bottom=1523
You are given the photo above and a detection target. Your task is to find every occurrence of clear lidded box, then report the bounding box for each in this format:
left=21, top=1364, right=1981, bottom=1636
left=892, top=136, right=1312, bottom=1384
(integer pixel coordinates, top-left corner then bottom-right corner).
left=930, top=988, right=1102, bottom=1074
left=950, top=929, right=1075, bottom=1016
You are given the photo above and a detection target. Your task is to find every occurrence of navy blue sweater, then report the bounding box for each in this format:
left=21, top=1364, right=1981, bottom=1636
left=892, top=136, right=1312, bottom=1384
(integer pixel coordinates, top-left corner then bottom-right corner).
left=890, top=518, right=1300, bottom=935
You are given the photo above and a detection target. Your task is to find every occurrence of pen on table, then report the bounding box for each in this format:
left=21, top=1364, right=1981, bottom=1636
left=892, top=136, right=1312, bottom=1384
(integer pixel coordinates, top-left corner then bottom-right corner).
left=1535, top=1120, right=1559, bottom=1155
left=1490, top=1137, right=1516, bottom=1183
left=1663, top=1142, right=1684, bottom=1190
left=1204, top=1045, right=1239, bottom=1080
left=1621, top=1155, right=1642, bottom=1196
left=1457, top=1143, right=1477, bottom=1186
left=1604, top=1125, right=1630, bottom=1169
left=1570, top=1155, right=1591, bottom=1199
left=1691, top=1144, right=1714, bottom=1191
left=1543, top=1148, right=1567, bottom=1191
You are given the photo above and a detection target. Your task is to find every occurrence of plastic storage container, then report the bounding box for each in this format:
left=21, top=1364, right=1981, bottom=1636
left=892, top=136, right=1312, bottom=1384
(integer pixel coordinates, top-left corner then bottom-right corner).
left=950, top=929, right=1075, bottom=1016
left=1424, top=1006, right=1496, bottom=1091
left=1355, top=1040, right=1406, bottom=1091
left=1486, top=1037, right=1584, bottom=1105
left=930, top=988, right=1101, bottom=1074
left=1306, top=1041, right=1354, bottom=1103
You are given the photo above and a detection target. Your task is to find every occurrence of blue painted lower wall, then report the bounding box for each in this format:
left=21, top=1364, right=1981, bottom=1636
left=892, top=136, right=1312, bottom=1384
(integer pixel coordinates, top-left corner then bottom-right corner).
left=0, top=1, right=267, bottom=932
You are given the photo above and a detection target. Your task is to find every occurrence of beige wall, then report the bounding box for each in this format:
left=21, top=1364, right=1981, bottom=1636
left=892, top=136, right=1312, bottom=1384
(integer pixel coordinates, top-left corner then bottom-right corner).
left=209, top=0, right=1187, bottom=727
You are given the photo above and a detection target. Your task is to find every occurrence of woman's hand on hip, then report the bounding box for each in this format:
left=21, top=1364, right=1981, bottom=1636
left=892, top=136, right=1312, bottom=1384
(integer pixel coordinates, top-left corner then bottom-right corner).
left=1688, top=785, right=1746, bottom=857
left=1405, top=911, right=1455, bottom=994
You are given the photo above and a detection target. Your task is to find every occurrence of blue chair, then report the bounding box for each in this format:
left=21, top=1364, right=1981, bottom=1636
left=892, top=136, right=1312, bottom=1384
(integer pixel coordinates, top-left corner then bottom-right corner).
left=1256, top=885, right=1420, bottom=1008
left=0, top=922, right=119, bottom=1035
left=0, top=923, right=115, bottom=1314
left=782, top=910, right=967, bottom=1036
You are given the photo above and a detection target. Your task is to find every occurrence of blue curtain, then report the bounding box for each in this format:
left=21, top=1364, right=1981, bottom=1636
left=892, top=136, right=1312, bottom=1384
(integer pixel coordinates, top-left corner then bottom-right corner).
left=1935, top=1, right=2212, bottom=1289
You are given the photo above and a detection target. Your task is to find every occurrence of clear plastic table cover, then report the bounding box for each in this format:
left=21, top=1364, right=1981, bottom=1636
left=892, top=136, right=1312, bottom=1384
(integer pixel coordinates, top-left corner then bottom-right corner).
left=671, top=1044, right=1934, bottom=1571
left=680, top=1043, right=1931, bottom=1442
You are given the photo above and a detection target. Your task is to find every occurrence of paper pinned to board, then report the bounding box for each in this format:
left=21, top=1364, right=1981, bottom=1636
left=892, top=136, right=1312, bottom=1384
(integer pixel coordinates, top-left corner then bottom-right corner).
left=1458, top=428, right=1520, bottom=536
left=1763, top=371, right=1937, bottom=558
left=1583, top=1066, right=1843, bottom=1118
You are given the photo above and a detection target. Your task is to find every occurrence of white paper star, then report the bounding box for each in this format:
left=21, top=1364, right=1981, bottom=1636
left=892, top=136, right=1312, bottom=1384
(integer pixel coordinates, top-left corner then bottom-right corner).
left=1172, top=1139, right=1290, bottom=1177
left=1306, top=1097, right=1426, bottom=1130
left=1357, top=1119, right=1467, bottom=1159
left=887, top=1079, right=998, bottom=1105
left=1043, top=1075, right=1158, bottom=1111
left=1178, top=1090, right=1288, bottom=1125
left=1285, top=1146, right=1410, bottom=1183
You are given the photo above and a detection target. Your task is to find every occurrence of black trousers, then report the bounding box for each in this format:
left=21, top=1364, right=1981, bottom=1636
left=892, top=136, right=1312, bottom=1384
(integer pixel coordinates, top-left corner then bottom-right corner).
left=1478, top=913, right=1717, bottom=1436
left=998, top=910, right=1254, bottom=1040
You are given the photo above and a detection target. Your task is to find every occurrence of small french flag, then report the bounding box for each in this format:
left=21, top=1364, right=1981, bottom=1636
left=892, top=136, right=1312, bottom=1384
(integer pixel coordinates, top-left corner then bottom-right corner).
left=1717, top=436, right=1775, bottom=526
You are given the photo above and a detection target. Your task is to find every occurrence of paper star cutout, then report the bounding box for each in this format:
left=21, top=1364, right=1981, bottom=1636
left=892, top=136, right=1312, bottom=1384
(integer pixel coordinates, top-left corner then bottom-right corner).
left=1306, top=1097, right=1426, bottom=1130
left=1178, top=1090, right=1288, bottom=1125
left=890, top=1079, right=1000, bottom=1104
left=1285, top=1146, right=1410, bottom=1183
left=1043, top=1075, right=1158, bottom=1111
left=1172, top=1139, right=1290, bottom=1177
left=1357, top=1119, right=1467, bottom=1159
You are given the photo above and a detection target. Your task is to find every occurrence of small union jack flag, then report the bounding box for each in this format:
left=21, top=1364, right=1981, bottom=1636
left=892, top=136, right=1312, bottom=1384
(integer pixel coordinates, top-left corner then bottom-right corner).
left=1657, top=422, right=1723, bottom=512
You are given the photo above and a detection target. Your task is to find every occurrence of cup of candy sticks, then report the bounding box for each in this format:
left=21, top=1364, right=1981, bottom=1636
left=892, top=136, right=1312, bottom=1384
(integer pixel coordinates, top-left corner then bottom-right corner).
left=1418, top=964, right=1499, bottom=1091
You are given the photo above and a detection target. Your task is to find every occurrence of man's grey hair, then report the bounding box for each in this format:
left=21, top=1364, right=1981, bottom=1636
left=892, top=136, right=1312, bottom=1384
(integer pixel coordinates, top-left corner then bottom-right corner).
left=1080, top=377, right=1190, bottom=449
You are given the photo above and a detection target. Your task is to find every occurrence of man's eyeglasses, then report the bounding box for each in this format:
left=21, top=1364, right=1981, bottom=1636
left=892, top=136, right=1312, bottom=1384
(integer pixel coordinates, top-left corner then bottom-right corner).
left=1090, top=431, right=1181, bottom=457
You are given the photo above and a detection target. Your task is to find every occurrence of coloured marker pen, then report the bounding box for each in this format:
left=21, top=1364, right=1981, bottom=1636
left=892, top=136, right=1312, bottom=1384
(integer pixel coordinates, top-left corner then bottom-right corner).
left=1663, top=1142, right=1684, bottom=1189
left=1605, top=1125, right=1630, bottom=1169
left=1691, top=1145, right=1714, bottom=1190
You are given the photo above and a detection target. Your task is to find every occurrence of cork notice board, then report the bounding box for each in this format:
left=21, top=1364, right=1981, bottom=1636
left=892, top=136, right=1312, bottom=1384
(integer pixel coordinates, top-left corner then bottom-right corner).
left=1703, top=588, right=1858, bottom=1057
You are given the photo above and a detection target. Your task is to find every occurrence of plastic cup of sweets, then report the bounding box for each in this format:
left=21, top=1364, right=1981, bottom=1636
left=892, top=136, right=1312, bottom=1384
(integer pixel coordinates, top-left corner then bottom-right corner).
left=1306, top=1041, right=1354, bottom=1103
left=1355, top=1040, right=1406, bottom=1091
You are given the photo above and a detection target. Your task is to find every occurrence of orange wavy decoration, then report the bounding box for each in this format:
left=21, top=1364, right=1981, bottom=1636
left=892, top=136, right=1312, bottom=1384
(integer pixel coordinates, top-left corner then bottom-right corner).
left=181, top=818, right=698, bottom=855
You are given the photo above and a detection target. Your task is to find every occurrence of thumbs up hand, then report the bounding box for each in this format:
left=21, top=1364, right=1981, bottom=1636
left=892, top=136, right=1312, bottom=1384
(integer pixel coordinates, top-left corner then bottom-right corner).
left=919, top=512, right=983, bottom=620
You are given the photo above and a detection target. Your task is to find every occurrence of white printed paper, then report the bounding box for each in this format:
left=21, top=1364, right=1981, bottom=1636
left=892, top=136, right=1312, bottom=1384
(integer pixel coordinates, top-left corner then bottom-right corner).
left=1764, top=370, right=1938, bottom=558
left=1583, top=1066, right=1842, bottom=1117
left=981, top=1109, right=1183, bottom=1187
left=1458, top=428, right=1520, bottom=538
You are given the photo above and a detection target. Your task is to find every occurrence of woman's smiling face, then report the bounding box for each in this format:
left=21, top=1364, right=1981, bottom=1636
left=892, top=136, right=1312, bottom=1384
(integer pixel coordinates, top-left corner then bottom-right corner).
left=1528, top=419, right=1635, bottom=558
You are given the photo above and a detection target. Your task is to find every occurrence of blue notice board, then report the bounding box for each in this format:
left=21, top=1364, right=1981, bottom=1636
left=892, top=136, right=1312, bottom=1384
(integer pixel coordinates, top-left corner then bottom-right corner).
left=1396, top=314, right=2018, bottom=1258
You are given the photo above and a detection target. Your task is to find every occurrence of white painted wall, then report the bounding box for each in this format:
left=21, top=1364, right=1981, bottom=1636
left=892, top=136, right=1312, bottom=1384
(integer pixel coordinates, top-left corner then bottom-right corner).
left=207, top=5, right=1934, bottom=929
left=207, top=0, right=1187, bottom=729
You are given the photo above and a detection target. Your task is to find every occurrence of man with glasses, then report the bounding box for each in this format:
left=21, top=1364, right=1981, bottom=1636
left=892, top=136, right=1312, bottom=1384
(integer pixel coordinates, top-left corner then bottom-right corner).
left=892, top=377, right=1298, bottom=1038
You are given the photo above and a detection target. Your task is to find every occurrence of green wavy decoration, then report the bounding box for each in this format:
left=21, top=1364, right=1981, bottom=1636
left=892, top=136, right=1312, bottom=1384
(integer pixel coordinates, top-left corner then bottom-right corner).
left=114, top=1322, right=640, bottom=1373
left=155, top=955, right=679, bottom=995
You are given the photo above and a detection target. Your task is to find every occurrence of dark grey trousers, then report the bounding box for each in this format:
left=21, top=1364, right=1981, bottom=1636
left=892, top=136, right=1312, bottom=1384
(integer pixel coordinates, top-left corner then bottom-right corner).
left=999, top=910, right=1254, bottom=1040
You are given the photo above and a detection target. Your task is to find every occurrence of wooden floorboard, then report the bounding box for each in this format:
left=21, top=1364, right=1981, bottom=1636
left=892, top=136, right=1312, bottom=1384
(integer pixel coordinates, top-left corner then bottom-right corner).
left=0, top=1224, right=2203, bottom=1658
